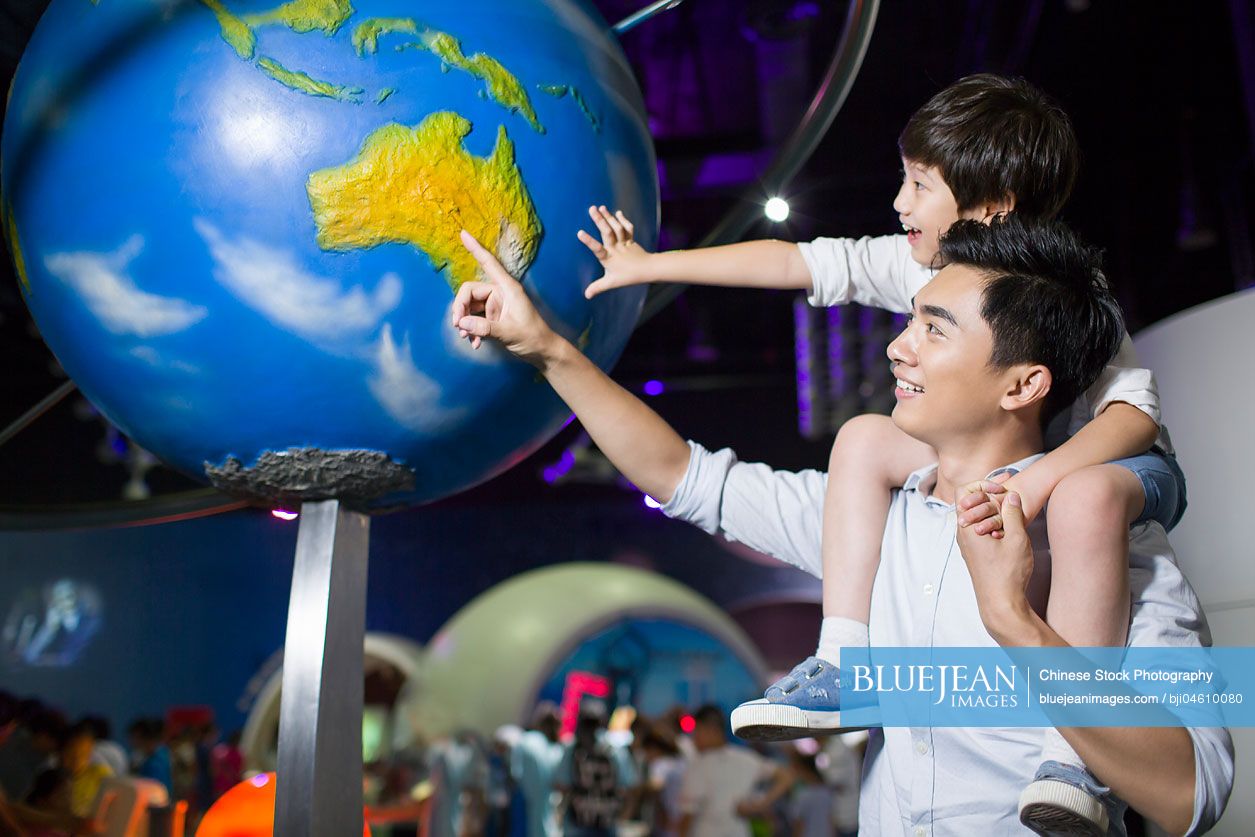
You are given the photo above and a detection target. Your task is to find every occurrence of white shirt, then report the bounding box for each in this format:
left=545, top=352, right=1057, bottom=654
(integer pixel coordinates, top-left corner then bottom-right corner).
left=678, top=744, right=774, bottom=837
left=663, top=442, right=1233, bottom=835
left=798, top=234, right=1173, bottom=453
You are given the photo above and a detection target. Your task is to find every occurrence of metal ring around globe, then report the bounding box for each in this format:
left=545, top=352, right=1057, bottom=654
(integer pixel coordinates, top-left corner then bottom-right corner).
left=640, top=0, right=881, bottom=322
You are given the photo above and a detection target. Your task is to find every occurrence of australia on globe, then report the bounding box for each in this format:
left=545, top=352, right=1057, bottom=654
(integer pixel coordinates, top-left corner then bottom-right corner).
left=2, top=0, right=658, bottom=508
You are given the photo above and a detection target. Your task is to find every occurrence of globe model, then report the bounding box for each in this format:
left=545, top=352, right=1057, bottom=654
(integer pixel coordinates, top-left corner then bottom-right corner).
left=2, top=0, right=656, bottom=508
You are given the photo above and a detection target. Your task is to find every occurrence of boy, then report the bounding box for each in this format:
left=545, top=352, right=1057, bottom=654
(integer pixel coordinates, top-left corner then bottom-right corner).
left=574, top=75, right=1184, bottom=835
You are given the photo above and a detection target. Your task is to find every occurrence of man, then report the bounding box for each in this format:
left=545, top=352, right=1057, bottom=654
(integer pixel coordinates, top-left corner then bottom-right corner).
left=0, top=693, right=99, bottom=836
left=450, top=217, right=1233, bottom=834
left=510, top=703, right=564, bottom=837
left=675, top=705, right=774, bottom=837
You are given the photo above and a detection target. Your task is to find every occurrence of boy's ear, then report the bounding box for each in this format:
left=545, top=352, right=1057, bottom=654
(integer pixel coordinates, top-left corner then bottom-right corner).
left=1000, top=364, right=1051, bottom=414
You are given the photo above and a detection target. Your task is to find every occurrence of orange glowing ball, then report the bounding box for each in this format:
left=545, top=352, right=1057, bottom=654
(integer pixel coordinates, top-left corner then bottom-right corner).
left=196, top=773, right=370, bottom=836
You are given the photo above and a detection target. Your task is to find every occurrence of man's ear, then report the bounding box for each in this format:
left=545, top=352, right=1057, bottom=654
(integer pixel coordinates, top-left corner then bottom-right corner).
left=978, top=194, right=1016, bottom=221
left=1000, top=364, right=1052, bottom=414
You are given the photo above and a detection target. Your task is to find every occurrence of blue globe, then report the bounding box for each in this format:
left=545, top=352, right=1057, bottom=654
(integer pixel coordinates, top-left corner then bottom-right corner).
left=3, top=0, right=656, bottom=507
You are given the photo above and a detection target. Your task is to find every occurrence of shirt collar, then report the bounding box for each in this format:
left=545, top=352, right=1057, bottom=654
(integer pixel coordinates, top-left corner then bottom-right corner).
left=902, top=452, right=1046, bottom=506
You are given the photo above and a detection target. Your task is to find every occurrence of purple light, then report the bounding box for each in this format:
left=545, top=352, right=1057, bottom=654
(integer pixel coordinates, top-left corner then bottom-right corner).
left=562, top=414, right=576, bottom=428
left=272, top=509, right=298, bottom=521
left=643, top=380, right=664, bottom=396
left=543, top=448, right=578, bottom=484
left=643, top=495, right=662, bottom=509
left=250, top=774, right=270, bottom=787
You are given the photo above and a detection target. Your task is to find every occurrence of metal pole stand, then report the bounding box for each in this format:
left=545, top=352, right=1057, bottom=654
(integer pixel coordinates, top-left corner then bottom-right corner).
left=274, top=499, right=370, bottom=835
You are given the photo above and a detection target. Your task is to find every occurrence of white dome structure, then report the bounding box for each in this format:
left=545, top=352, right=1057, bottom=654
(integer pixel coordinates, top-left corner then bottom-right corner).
left=399, top=562, right=768, bottom=740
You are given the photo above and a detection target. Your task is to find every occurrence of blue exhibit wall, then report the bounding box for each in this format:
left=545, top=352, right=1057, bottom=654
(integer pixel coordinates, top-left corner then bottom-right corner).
left=0, top=493, right=818, bottom=735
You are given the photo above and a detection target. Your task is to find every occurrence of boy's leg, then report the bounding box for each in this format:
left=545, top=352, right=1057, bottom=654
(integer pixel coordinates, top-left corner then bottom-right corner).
left=816, top=414, right=937, bottom=661
left=1020, top=463, right=1143, bottom=836
left=732, top=414, right=936, bottom=741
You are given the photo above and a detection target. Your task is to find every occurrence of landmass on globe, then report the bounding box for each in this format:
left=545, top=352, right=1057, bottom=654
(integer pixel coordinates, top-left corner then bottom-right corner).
left=243, top=0, right=354, bottom=36
left=395, top=27, right=543, bottom=132
left=306, top=112, right=542, bottom=291
left=3, top=203, right=29, bottom=294
left=350, top=17, right=417, bottom=55
left=195, top=0, right=552, bottom=134
left=537, top=84, right=600, bottom=131
left=257, top=57, right=364, bottom=102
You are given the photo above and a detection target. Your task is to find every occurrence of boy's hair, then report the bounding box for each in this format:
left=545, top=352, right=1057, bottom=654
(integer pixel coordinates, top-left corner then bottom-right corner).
left=900, top=74, right=1079, bottom=220
left=939, top=216, right=1123, bottom=424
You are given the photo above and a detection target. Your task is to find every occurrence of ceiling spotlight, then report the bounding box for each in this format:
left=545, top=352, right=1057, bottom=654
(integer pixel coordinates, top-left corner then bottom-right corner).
left=765, top=197, right=790, bottom=222
left=272, top=509, right=298, bottom=521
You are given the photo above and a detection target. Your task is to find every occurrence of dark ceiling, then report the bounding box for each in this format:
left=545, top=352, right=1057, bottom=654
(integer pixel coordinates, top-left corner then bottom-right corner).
left=0, top=0, right=1251, bottom=513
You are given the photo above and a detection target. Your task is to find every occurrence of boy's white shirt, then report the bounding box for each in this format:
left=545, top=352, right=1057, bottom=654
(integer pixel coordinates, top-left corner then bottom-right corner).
left=798, top=234, right=1174, bottom=454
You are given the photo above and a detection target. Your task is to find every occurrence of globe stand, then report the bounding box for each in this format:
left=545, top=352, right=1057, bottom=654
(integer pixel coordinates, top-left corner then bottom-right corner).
left=274, top=499, right=369, bottom=836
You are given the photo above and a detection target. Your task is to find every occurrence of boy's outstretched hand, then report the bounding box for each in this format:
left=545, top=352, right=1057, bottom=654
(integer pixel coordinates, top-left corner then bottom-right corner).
left=452, top=230, right=560, bottom=367
left=578, top=205, right=654, bottom=298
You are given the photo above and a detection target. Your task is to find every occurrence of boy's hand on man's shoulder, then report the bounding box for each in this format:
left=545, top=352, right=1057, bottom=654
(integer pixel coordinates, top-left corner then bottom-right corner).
left=578, top=205, right=654, bottom=298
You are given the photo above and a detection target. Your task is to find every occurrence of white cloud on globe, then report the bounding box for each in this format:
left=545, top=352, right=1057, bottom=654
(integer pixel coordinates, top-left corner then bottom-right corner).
left=195, top=219, right=402, bottom=345
left=369, top=324, right=467, bottom=433
left=44, top=237, right=208, bottom=338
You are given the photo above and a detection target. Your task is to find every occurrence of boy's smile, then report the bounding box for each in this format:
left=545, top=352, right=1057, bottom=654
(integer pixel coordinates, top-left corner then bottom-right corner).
left=894, top=158, right=993, bottom=267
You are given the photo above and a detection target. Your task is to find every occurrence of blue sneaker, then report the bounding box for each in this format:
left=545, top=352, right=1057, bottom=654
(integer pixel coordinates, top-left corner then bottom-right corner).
left=1019, top=760, right=1126, bottom=836
left=730, top=656, right=876, bottom=741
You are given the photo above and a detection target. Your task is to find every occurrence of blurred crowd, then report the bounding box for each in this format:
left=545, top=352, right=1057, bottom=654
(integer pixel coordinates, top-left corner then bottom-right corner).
left=0, top=691, right=243, bottom=836
left=2, top=690, right=863, bottom=836
left=367, top=701, right=864, bottom=837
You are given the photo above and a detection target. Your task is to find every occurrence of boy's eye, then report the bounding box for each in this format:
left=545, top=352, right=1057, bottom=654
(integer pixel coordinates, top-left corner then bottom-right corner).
left=927, top=322, right=943, bottom=335
left=914, top=180, right=925, bottom=191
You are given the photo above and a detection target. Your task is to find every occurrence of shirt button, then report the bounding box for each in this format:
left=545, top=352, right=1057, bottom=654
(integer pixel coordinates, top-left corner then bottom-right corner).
left=915, top=740, right=928, bottom=755
left=923, top=583, right=935, bottom=595
left=915, top=827, right=926, bottom=837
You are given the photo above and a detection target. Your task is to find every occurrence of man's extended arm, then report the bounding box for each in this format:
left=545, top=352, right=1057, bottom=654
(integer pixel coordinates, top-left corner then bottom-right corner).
left=453, top=231, right=691, bottom=502
left=957, top=490, right=1199, bottom=836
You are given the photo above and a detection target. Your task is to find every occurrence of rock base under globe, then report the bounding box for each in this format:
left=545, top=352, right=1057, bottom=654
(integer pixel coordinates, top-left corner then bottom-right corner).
left=205, top=448, right=416, bottom=510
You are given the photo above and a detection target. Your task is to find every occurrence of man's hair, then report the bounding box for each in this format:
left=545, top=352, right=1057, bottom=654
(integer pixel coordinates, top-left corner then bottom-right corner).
left=938, top=216, right=1124, bottom=424
left=692, top=704, right=724, bottom=731
left=27, top=707, right=68, bottom=742
left=82, top=714, right=111, bottom=741
left=900, top=74, right=1079, bottom=220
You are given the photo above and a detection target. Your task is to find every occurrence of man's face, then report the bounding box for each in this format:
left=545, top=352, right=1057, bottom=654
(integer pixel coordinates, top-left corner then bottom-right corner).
left=886, top=264, right=1013, bottom=445
left=691, top=721, right=722, bottom=751
left=893, top=158, right=990, bottom=266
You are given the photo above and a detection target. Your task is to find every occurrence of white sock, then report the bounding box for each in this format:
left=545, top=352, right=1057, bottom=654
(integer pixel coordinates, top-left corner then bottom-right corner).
left=815, top=617, right=869, bottom=667
left=1040, top=727, right=1085, bottom=770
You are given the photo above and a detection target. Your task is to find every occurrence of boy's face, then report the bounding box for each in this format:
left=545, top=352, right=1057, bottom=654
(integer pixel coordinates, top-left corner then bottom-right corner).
left=894, top=158, right=990, bottom=266
left=886, top=263, right=1025, bottom=446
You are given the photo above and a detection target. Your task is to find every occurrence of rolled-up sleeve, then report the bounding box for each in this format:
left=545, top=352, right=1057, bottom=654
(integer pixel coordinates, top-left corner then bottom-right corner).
left=799, top=234, right=931, bottom=314
left=1184, top=726, right=1235, bottom=835
left=1069, top=334, right=1174, bottom=454
left=1081, top=336, right=1162, bottom=424
left=662, top=441, right=826, bottom=578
